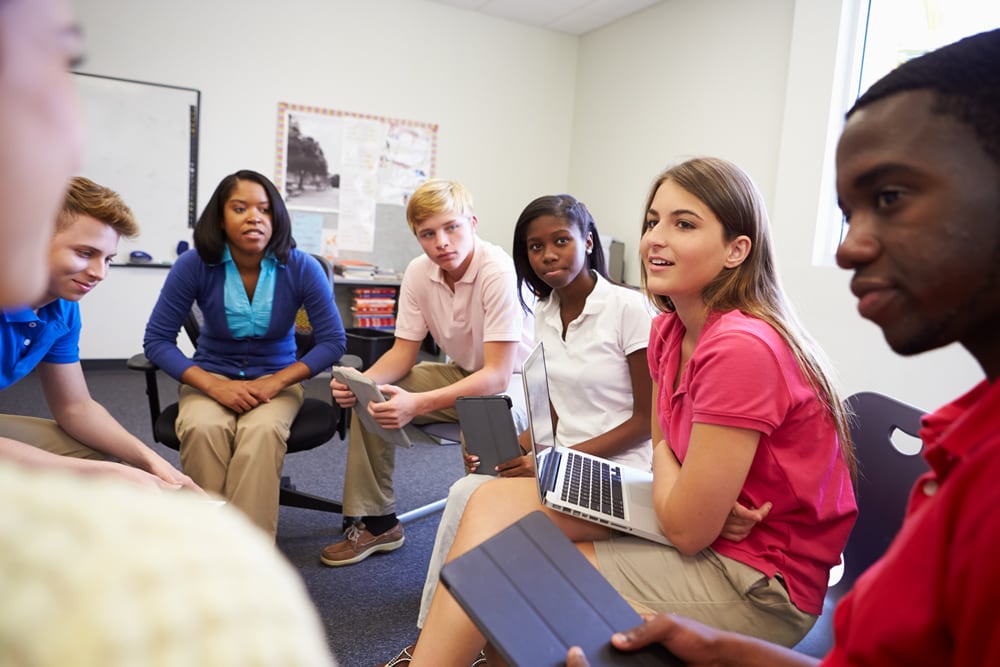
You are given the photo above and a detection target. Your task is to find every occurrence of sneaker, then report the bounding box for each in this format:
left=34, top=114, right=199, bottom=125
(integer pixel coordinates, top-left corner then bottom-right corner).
left=378, top=643, right=413, bottom=666
left=320, top=521, right=405, bottom=566
left=377, top=644, right=487, bottom=667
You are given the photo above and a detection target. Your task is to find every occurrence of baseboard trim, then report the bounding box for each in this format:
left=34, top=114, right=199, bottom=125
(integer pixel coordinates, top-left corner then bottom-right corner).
left=81, top=359, right=128, bottom=371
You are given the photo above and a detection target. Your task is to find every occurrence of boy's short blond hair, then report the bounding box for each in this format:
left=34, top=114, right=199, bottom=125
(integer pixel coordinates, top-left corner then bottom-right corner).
left=56, top=176, right=140, bottom=239
left=405, top=179, right=474, bottom=234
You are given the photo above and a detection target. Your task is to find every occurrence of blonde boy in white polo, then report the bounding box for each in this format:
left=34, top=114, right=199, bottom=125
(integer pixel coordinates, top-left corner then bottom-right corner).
left=322, top=179, right=533, bottom=567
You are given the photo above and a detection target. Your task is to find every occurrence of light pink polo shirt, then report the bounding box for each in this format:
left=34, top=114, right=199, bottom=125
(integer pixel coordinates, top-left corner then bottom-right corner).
left=395, top=237, right=533, bottom=372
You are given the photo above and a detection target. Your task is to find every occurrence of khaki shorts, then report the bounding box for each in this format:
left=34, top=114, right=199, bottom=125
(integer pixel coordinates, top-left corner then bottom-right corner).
left=0, top=414, right=105, bottom=460
left=593, top=532, right=816, bottom=647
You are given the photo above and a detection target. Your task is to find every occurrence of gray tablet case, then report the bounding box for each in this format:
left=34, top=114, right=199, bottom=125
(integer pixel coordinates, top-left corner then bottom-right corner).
left=440, top=511, right=684, bottom=667
left=330, top=366, right=413, bottom=447
left=455, top=395, right=523, bottom=474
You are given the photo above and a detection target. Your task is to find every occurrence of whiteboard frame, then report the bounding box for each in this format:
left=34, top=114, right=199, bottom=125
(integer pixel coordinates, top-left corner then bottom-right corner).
left=73, top=72, right=200, bottom=265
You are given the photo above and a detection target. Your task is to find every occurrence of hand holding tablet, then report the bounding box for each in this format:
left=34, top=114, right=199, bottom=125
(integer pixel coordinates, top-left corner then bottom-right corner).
left=330, top=366, right=413, bottom=447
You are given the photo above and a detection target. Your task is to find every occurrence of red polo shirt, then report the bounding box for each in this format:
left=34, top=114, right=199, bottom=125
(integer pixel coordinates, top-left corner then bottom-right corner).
left=823, top=378, right=1000, bottom=665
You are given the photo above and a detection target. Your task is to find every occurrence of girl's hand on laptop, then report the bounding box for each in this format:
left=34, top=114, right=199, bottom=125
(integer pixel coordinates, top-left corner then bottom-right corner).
left=464, top=451, right=481, bottom=474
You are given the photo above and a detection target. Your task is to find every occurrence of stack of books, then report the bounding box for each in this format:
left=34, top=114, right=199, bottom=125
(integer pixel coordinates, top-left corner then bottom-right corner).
left=352, top=287, right=397, bottom=330
left=334, top=259, right=377, bottom=280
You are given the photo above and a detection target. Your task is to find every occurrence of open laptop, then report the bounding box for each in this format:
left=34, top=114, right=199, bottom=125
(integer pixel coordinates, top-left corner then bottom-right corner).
left=522, top=342, right=670, bottom=545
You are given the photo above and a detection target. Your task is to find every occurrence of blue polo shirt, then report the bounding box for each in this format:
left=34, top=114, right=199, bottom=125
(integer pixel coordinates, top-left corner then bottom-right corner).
left=0, top=300, right=81, bottom=390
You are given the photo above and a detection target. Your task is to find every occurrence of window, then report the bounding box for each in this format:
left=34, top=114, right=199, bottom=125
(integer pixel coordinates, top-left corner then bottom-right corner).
left=813, top=0, right=1000, bottom=265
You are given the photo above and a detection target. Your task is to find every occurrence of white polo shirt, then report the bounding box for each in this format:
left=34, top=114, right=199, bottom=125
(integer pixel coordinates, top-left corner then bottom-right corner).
left=395, top=237, right=533, bottom=373
left=534, top=273, right=653, bottom=470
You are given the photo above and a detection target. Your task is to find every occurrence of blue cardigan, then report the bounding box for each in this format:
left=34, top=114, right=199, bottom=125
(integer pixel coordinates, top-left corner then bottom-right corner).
left=144, top=249, right=346, bottom=381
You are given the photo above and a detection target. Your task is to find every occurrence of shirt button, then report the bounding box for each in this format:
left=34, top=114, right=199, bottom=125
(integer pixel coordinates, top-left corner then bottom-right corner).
left=28, top=322, right=37, bottom=328
left=922, top=480, right=939, bottom=496
left=23, top=339, right=30, bottom=347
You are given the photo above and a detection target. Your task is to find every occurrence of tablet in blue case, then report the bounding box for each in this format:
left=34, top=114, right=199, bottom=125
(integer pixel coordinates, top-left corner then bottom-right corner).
left=441, top=511, right=684, bottom=667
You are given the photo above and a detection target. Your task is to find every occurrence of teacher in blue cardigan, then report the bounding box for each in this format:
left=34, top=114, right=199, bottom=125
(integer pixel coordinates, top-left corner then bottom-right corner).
left=144, top=169, right=346, bottom=539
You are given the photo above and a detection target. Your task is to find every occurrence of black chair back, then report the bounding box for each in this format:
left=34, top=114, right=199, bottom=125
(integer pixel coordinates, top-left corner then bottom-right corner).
left=840, top=391, right=928, bottom=587
left=795, top=391, right=927, bottom=656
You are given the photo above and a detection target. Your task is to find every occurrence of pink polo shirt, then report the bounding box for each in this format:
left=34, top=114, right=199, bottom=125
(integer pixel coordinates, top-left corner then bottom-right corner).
left=649, top=310, right=856, bottom=615
left=395, top=237, right=533, bottom=372
left=823, top=378, right=1000, bottom=665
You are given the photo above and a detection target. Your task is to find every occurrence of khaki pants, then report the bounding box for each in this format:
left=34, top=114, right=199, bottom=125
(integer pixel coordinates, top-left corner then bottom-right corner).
left=176, top=375, right=304, bottom=539
left=342, top=361, right=469, bottom=517
left=0, top=414, right=106, bottom=460
left=594, top=533, right=817, bottom=647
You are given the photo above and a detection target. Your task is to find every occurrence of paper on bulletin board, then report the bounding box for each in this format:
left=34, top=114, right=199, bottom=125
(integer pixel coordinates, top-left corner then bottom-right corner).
left=275, top=103, right=436, bottom=208
left=337, top=188, right=377, bottom=253
left=274, top=102, right=437, bottom=262
left=290, top=210, right=324, bottom=254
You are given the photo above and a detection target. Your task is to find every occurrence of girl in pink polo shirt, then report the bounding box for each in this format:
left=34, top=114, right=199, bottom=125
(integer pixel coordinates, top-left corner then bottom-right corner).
left=629, top=157, right=857, bottom=643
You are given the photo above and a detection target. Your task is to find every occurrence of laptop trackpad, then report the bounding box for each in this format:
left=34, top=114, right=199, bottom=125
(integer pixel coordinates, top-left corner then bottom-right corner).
left=628, top=482, right=655, bottom=508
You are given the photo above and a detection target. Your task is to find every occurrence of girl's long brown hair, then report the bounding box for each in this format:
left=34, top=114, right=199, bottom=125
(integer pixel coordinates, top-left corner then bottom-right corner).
left=640, top=157, right=856, bottom=480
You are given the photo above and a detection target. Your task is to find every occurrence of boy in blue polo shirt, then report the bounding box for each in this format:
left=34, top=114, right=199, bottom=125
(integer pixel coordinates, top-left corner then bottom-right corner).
left=0, top=176, right=199, bottom=492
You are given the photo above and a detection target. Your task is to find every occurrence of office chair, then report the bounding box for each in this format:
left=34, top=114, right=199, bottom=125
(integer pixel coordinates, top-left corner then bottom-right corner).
left=794, top=390, right=928, bottom=657
left=127, top=254, right=361, bottom=515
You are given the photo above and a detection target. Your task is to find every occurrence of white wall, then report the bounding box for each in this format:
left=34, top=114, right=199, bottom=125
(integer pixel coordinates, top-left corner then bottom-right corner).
left=75, top=0, right=983, bottom=413
left=568, top=0, right=981, bottom=412
left=74, top=0, right=579, bottom=358
left=569, top=0, right=795, bottom=285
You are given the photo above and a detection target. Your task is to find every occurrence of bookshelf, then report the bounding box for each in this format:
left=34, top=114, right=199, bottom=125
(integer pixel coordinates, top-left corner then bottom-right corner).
left=350, top=285, right=397, bottom=330
left=333, top=277, right=402, bottom=333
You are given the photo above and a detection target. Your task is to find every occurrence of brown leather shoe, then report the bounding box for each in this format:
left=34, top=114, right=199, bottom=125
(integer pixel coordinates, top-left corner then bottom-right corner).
left=320, top=521, right=404, bottom=567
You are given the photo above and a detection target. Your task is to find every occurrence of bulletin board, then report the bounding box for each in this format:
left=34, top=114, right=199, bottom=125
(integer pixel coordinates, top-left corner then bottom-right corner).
left=274, top=102, right=438, bottom=276
left=73, top=72, right=200, bottom=266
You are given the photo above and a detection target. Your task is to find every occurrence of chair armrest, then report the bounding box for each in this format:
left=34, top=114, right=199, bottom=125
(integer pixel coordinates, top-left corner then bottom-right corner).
left=338, top=354, right=363, bottom=371
left=330, top=354, right=363, bottom=440
left=127, top=352, right=157, bottom=372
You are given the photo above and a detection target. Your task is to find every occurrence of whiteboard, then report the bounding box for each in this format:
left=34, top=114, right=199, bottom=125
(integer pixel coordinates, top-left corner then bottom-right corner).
left=73, top=73, right=199, bottom=265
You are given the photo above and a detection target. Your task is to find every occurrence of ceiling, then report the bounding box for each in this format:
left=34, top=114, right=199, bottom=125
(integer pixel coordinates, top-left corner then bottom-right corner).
left=422, top=0, right=662, bottom=35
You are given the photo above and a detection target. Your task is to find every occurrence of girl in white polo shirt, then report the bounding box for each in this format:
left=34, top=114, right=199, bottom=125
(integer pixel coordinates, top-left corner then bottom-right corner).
left=505, top=194, right=653, bottom=473
left=392, top=195, right=654, bottom=665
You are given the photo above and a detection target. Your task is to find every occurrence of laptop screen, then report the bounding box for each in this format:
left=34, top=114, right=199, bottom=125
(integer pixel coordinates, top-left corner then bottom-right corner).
left=521, top=342, right=556, bottom=457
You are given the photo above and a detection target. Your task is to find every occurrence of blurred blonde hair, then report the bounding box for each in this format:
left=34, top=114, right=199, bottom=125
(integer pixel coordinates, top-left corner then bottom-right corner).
left=0, top=463, right=337, bottom=667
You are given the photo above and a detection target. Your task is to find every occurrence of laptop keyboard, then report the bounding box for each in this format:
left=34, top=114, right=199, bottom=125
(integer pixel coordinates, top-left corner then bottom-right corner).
left=560, top=452, right=625, bottom=519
